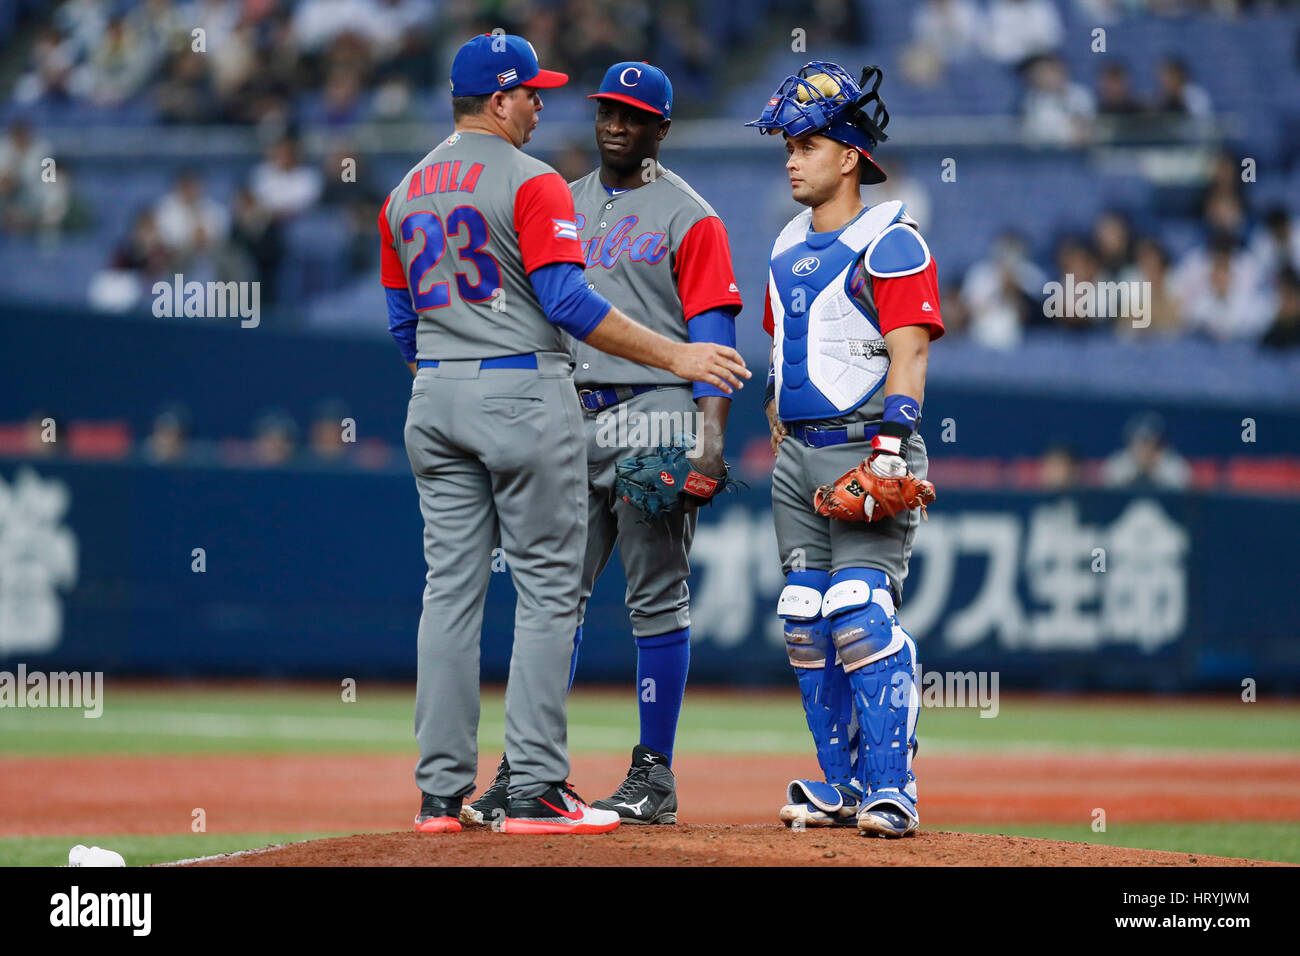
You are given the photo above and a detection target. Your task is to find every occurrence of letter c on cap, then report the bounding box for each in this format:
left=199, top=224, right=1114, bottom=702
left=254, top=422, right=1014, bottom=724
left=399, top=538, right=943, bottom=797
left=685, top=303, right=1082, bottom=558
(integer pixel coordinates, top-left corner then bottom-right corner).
left=619, top=67, right=642, bottom=87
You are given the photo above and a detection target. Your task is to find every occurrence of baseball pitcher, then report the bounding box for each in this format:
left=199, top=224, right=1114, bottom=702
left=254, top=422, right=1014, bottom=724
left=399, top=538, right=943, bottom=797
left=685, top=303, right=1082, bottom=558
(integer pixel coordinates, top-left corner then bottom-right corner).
left=748, top=62, right=943, bottom=837
left=381, top=34, right=748, bottom=836
left=463, top=61, right=743, bottom=828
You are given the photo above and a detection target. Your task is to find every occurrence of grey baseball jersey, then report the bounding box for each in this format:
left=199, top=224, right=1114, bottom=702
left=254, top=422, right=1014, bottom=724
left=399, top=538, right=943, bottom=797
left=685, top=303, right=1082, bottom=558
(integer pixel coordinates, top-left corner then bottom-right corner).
left=567, top=168, right=741, bottom=637
left=568, top=167, right=743, bottom=387
left=381, top=130, right=587, bottom=359
left=381, top=130, right=591, bottom=801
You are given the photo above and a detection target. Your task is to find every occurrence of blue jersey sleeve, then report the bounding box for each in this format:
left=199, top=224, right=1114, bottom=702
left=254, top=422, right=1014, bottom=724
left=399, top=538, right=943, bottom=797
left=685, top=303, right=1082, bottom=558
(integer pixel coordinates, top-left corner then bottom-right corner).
left=687, top=307, right=738, bottom=400
left=529, top=262, right=611, bottom=341
left=386, top=287, right=418, bottom=363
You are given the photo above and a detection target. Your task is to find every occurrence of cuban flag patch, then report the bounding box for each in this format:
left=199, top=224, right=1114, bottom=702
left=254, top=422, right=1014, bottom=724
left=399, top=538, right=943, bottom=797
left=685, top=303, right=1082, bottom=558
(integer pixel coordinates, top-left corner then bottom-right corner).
left=553, top=218, right=578, bottom=240
left=498, top=68, right=518, bottom=86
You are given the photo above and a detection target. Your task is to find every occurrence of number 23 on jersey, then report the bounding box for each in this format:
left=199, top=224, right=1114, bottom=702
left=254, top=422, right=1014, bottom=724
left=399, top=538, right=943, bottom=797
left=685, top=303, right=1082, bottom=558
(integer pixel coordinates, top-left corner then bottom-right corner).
left=400, top=206, right=502, bottom=310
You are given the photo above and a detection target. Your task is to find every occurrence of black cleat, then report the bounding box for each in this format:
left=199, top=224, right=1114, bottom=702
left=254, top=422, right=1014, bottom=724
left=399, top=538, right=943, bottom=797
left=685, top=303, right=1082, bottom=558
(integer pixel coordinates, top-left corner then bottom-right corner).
left=502, top=783, right=621, bottom=834
left=592, top=745, right=678, bottom=825
left=414, top=792, right=462, bottom=833
left=460, top=754, right=510, bottom=829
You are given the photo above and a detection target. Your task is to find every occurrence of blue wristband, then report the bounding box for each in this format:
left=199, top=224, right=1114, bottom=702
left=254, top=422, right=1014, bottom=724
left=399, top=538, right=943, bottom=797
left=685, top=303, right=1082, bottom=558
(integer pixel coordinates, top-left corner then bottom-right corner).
left=881, top=393, right=921, bottom=441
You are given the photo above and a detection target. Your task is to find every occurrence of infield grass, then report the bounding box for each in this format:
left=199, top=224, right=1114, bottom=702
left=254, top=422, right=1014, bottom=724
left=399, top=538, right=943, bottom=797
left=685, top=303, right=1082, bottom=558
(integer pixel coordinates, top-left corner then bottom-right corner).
left=954, top=822, right=1300, bottom=865
left=2, top=684, right=1297, bottom=756
left=0, top=832, right=349, bottom=868
left=4, top=684, right=1298, bottom=866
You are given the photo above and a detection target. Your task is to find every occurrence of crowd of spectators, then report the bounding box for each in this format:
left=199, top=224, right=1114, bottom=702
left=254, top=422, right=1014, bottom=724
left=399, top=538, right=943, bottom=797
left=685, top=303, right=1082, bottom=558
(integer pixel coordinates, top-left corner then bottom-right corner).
left=81, top=129, right=380, bottom=312
left=902, top=1, right=1219, bottom=146
left=942, top=186, right=1300, bottom=349
left=0, top=118, right=89, bottom=240
left=9, top=0, right=733, bottom=128
left=1017, top=52, right=1214, bottom=147
left=878, top=1, right=1296, bottom=350
left=3, top=0, right=754, bottom=305
left=4, top=0, right=1298, bottom=350
left=904, top=0, right=1280, bottom=87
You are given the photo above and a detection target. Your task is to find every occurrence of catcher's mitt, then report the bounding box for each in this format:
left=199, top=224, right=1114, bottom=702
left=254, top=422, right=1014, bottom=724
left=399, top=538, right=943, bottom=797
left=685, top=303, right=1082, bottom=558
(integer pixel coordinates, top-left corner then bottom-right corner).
left=813, top=459, right=936, bottom=523
left=615, top=439, right=732, bottom=520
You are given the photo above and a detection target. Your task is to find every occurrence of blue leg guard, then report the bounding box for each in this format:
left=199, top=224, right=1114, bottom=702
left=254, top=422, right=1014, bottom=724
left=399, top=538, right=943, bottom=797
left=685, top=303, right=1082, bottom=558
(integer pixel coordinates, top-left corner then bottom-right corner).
left=825, top=568, right=920, bottom=837
left=778, top=570, right=861, bottom=826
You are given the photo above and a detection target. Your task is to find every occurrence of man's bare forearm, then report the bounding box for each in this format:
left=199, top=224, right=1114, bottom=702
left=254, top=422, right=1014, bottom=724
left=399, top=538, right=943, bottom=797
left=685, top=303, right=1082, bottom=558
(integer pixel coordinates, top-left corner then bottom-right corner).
left=693, top=396, right=730, bottom=473
left=584, top=307, right=749, bottom=394
left=583, top=307, right=681, bottom=371
left=882, top=326, right=930, bottom=405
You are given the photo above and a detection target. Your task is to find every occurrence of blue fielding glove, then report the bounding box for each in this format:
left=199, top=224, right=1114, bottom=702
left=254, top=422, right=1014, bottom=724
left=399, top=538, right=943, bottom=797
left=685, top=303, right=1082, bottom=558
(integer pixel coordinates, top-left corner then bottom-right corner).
left=614, top=435, right=732, bottom=519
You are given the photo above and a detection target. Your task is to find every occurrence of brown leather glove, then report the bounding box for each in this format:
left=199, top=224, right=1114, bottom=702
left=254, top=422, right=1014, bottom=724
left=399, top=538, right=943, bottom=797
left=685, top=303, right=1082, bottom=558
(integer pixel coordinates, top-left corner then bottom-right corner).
left=813, top=458, right=936, bottom=522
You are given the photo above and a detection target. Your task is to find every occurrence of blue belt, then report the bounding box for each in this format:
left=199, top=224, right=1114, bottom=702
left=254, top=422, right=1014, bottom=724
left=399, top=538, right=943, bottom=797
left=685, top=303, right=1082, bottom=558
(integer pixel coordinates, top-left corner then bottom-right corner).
left=576, top=384, right=658, bottom=413
left=417, top=353, right=537, bottom=370
left=788, top=422, right=879, bottom=448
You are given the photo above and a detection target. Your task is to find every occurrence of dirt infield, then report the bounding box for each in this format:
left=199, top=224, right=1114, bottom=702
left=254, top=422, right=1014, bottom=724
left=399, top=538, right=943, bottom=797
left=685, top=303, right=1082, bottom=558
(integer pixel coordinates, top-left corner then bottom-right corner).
left=5, top=749, right=1299, bottom=851
left=174, top=826, right=1286, bottom=867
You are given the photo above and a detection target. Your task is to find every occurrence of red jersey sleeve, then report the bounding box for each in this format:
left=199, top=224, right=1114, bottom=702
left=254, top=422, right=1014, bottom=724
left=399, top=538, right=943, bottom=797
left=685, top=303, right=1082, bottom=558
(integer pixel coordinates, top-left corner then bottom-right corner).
left=675, top=216, right=744, bottom=321
left=762, top=285, right=775, bottom=337
left=378, top=195, right=406, bottom=289
left=871, top=259, right=945, bottom=340
left=514, top=172, right=586, bottom=274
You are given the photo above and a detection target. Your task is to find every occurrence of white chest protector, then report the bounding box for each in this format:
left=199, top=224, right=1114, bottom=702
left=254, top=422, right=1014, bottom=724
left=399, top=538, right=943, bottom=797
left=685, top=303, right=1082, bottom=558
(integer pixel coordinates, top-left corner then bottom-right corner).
left=769, top=200, right=930, bottom=422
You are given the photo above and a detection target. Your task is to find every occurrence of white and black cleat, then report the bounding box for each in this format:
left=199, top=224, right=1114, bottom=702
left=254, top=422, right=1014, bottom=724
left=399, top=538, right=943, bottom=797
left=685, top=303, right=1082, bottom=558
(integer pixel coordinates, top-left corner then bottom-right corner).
left=592, top=745, right=678, bottom=825
left=857, top=789, right=919, bottom=838
left=780, top=779, right=862, bottom=828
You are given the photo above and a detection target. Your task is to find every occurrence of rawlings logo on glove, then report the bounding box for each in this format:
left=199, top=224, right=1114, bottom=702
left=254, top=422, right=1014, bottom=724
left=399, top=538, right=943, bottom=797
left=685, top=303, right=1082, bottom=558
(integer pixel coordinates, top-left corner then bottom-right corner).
left=615, top=435, right=733, bottom=520
left=813, top=440, right=936, bottom=523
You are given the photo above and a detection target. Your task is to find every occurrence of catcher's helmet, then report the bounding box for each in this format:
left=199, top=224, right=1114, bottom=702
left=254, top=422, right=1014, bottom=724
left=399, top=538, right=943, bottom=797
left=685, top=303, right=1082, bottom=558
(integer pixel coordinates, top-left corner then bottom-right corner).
left=746, top=61, right=890, bottom=184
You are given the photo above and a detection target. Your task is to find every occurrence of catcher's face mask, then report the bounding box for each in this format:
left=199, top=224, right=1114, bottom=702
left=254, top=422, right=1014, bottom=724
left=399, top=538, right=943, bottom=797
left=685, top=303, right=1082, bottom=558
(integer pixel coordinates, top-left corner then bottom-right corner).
left=747, top=61, right=890, bottom=184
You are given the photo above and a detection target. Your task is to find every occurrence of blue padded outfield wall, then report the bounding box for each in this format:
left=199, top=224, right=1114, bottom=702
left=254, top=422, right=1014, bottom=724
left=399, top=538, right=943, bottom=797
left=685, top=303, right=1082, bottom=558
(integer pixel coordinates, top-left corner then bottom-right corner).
left=3, top=460, right=1298, bottom=691
left=1, top=308, right=1298, bottom=690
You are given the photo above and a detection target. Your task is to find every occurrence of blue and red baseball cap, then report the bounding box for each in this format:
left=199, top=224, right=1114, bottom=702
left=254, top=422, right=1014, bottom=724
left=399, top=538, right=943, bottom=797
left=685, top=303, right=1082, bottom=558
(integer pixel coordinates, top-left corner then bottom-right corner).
left=450, top=33, right=569, bottom=97
left=589, top=62, right=673, bottom=118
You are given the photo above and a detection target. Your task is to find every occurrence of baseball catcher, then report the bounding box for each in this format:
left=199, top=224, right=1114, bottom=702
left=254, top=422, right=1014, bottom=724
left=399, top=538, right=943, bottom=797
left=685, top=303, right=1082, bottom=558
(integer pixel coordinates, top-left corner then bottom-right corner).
left=747, top=61, right=944, bottom=838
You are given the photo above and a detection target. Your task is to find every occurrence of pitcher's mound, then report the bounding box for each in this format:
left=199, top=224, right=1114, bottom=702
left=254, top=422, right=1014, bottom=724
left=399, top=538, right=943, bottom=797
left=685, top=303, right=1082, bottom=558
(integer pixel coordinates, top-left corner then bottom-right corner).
left=171, top=825, right=1287, bottom=867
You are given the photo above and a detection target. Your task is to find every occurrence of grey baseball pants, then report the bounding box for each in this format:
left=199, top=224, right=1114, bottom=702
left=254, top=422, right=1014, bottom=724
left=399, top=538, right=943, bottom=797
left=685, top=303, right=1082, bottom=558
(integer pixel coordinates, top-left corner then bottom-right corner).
left=771, top=430, right=929, bottom=599
left=577, top=385, right=698, bottom=638
left=404, top=351, right=586, bottom=800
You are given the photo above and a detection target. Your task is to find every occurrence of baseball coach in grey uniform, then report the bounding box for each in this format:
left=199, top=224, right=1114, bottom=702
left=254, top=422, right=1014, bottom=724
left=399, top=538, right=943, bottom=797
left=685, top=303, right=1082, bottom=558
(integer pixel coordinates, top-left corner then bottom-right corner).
left=379, top=35, right=748, bottom=836
left=465, top=61, right=745, bottom=829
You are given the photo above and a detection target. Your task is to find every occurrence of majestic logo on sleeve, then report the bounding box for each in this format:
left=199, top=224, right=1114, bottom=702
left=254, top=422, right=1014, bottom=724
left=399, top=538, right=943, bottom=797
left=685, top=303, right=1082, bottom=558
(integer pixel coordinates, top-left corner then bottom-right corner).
left=792, top=256, right=820, bottom=276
